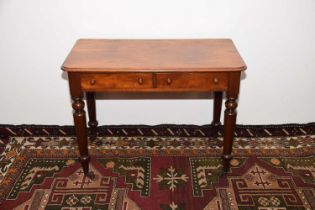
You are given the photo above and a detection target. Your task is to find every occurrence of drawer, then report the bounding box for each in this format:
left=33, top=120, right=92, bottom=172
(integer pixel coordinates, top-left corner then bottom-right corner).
left=81, top=73, right=152, bottom=91
left=156, top=73, right=228, bottom=91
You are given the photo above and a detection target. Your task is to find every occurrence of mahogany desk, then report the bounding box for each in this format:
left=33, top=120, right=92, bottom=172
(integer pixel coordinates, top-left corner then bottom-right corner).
left=62, top=39, right=247, bottom=178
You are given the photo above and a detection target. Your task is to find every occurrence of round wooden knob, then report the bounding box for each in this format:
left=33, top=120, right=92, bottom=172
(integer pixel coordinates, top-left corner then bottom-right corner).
left=213, top=77, right=219, bottom=84
left=90, top=79, right=96, bottom=85
left=167, top=78, right=172, bottom=85
left=138, top=78, right=143, bottom=85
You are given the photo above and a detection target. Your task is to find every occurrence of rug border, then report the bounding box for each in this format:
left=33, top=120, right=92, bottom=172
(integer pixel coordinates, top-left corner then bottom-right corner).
left=1, top=122, right=315, bottom=138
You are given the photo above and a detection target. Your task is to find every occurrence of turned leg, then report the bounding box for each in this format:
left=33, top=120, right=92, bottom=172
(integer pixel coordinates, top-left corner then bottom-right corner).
left=222, top=96, right=237, bottom=174
left=222, top=73, right=240, bottom=175
left=69, top=73, right=94, bottom=179
left=72, top=97, right=94, bottom=178
left=86, top=92, right=98, bottom=141
left=212, top=91, right=223, bottom=126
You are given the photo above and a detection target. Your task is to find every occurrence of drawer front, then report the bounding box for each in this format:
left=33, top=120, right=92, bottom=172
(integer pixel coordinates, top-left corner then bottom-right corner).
left=81, top=73, right=152, bottom=91
left=156, top=73, right=228, bottom=91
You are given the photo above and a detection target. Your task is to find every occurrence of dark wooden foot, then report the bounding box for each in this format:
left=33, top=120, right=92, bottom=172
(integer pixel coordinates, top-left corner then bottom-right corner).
left=86, top=171, right=96, bottom=180
left=219, top=169, right=228, bottom=177
left=86, top=92, right=98, bottom=141
left=221, top=154, right=232, bottom=175
left=79, top=155, right=90, bottom=175
left=79, top=156, right=95, bottom=180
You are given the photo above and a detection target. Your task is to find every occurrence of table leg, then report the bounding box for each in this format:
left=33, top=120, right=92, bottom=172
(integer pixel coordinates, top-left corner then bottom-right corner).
left=222, top=73, right=240, bottom=175
left=86, top=92, right=98, bottom=141
left=69, top=73, right=94, bottom=179
left=211, top=91, right=223, bottom=126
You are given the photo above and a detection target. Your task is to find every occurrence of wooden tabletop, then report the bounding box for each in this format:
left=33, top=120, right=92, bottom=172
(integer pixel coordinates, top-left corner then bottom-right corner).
left=62, top=39, right=246, bottom=72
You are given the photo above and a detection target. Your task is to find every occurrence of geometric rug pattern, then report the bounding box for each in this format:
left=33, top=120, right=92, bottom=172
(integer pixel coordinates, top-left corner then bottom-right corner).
left=0, top=124, right=314, bottom=209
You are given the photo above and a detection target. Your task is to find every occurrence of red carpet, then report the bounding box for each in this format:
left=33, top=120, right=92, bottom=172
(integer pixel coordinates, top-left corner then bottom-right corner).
left=0, top=124, right=314, bottom=209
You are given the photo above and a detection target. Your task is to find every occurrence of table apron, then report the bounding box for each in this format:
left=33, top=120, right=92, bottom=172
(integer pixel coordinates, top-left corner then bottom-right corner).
left=80, top=72, right=229, bottom=92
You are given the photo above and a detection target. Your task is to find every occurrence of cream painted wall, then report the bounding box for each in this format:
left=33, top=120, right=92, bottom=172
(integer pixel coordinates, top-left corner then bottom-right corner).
left=0, top=0, right=314, bottom=125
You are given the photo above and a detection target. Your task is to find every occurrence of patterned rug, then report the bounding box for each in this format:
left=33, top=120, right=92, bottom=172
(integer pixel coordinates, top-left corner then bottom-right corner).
left=0, top=124, right=314, bottom=210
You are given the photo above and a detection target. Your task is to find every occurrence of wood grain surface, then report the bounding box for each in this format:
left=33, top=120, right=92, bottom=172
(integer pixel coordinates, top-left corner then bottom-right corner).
left=62, top=39, right=246, bottom=72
